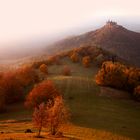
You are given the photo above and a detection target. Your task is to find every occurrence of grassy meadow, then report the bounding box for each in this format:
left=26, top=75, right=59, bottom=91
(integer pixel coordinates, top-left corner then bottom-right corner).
left=0, top=58, right=140, bottom=140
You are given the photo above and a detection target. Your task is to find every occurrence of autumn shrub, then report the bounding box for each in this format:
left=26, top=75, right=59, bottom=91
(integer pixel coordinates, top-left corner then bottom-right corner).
left=25, top=80, right=60, bottom=108
left=82, top=56, right=91, bottom=67
left=126, top=68, right=140, bottom=90
left=70, top=52, right=79, bottom=62
left=62, top=66, right=71, bottom=76
left=39, top=64, right=48, bottom=74
left=134, top=85, right=140, bottom=101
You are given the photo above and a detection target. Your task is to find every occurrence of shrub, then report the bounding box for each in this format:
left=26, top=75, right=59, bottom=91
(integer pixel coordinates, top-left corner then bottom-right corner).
left=39, top=64, right=48, bottom=74
left=134, top=85, right=140, bottom=101
left=82, top=56, right=91, bottom=67
left=25, top=80, right=60, bottom=108
left=70, top=52, right=79, bottom=63
left=62, top=66, right=71, bottom=76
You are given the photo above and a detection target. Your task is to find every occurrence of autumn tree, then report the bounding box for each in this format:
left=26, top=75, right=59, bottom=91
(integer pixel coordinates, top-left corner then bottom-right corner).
left=32, top=96, right=69, bottom=137
left=0, top=87, right=6, bottom=112
left=47, top=96, right=69, bottom=136
left=134, top=85, right=140, bottom=101
left=0, top=72, right=24, bottom=104
left=70, top=52, right=79, bottom=63
left=25, top=80, right=60, bottom=108
left=16, top=66, right=39, bottom=87
left=39, top=64, right=48, bottom=74
left=62, top=66, right=71, bottom=76
left=33, top=102, right=48, bottom=137
left=95, top=61, right=127, bottom=89
left=82, top=56, right=91, bottom=67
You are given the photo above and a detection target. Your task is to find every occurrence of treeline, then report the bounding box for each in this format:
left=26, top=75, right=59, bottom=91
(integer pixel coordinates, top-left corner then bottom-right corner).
left=96, top=61, right=140, bottom=101
left=31, top=45, right=119, bottom=69
left=0, top=66, right=40, bottom=112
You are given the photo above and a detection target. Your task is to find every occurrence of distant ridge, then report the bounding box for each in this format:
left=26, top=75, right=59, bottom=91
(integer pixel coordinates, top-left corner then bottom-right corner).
left=48, top=21, right=140, bottom=67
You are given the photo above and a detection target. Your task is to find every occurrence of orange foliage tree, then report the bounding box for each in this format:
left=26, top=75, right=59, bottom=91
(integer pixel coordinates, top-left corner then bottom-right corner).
left=25, top=80, right=60, bottom=108
left=39, top=64, right=48, bottom=74
left=95, top=61, right=140, bottom=101
left=134, top=85, right=140, bottom=101
left=95, top=61, right=127, bottom=89
left=16, top=66, right=39, bottom=87
left=32, top=96, right=69, bottom=137
left=0, top=72, right=24, bottom=104
left=70, top=52, right=79, bottom=63
left=0, top=87, right=6, bottom=112
left=48, top=96, right=69, bottom=135
left=82, top=56, right=91, bottom=67
left=62, top=66, right=71, bottom=76
left=33, top=102, right=48, bottom=137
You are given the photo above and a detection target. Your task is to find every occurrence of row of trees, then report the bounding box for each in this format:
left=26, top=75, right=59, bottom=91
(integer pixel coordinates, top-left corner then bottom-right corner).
left=31, top=45, right=117, bottom=70
left=96, top=61, right=140, bottom=100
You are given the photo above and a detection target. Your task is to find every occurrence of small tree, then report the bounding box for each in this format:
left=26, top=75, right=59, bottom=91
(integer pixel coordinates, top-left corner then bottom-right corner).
left=32, top=103, right=49, bottom=137
left=134, top=85, right=140, bottom=101
left=62, top=66, right=71, bottom=76
left=82, top=56, right=91, bottom=67
left=33, top=103, right=47, bottom=137
left=48, top=96, right=69, bottom=136
left=0, top=88, right=6, bottom=113
left=70, top=52, right=79, bottom=63
left=39, top=64, right=48, bottom=74
left=25, top=80, right=60, bottom=108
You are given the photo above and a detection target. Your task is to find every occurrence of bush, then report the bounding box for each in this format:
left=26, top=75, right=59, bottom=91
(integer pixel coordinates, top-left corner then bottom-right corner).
left=82, top=56, right=91, bottom=67
left=62, top=66, right=71, bottom=76
left=134, top=86, right=140, bottom=101
left=39, top=64, right=48, bottom=74
left=70, top=52, right=79, bottom=63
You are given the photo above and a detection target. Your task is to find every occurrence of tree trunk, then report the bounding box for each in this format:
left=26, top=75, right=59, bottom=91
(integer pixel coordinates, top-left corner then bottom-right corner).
left=38, top=126, right=42, bottom=137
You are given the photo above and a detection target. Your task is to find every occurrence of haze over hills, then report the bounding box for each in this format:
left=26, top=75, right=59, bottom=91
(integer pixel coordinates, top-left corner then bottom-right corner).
left=48, top=21, right=140, bottom=67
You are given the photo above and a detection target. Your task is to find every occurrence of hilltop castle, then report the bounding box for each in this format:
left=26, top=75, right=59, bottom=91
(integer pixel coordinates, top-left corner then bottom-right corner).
left=106, top=20, right=117, bottom=26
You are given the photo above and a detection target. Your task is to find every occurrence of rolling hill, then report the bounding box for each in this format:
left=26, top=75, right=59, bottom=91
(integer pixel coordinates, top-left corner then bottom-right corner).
left=48, top=21, right=140, bottom=67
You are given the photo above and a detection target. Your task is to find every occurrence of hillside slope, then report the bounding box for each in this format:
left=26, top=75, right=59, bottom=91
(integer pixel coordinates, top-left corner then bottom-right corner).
left=48, top=21, right=140, bottom=67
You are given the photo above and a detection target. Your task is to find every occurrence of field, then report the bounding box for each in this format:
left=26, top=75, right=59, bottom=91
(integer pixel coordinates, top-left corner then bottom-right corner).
left=0, top=58, right=140, bottom=140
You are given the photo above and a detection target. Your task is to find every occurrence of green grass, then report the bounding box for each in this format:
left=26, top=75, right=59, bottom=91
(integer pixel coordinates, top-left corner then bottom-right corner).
left=0, top=58, right=140, bottom=140
left=48, top=58, right=140, bottom=140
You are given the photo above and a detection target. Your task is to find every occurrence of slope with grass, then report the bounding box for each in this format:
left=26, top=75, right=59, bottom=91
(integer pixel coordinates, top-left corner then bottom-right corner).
left=0, top=58, right=140, bottom=140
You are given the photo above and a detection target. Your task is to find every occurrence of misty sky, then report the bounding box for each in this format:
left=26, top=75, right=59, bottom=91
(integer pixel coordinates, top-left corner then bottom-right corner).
left=0, top=0, right=140, bottom=48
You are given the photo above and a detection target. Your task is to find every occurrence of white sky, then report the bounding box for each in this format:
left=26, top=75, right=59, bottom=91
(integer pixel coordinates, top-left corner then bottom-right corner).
left=0, top=0, right=140, bottom=45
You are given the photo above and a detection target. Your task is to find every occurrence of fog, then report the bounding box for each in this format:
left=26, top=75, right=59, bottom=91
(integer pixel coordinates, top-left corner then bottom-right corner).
left=0, top=0, right=140, bottom=62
